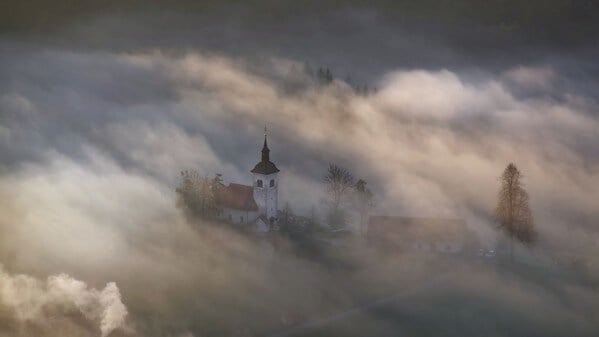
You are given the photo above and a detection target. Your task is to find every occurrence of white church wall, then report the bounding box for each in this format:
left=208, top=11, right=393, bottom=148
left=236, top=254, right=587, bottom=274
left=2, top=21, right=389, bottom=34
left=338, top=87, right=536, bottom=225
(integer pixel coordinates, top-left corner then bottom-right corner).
left=411, top=240, right=463, bottom=254
left=253, top=172, right=278, bottom=221
left=255, top=218, right=270, bottom=233
left=219, top=208, right=259, bottom=225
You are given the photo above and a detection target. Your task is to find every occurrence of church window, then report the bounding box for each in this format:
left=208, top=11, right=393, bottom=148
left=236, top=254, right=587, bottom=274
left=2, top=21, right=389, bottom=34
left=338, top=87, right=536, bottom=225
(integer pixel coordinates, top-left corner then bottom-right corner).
left=270, top=179, right=275, bottom=187
left=257, top=179, right=263, bottom=188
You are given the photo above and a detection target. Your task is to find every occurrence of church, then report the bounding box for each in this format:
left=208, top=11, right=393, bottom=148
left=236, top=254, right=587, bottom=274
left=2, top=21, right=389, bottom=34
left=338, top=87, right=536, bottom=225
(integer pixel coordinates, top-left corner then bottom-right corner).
left=214, top=130, right=279, bottom=233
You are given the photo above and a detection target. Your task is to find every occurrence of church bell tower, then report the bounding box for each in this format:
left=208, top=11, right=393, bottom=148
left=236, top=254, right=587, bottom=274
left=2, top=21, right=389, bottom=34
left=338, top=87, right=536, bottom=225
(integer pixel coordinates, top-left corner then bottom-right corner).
left=251, top=127, right=280, bottom=223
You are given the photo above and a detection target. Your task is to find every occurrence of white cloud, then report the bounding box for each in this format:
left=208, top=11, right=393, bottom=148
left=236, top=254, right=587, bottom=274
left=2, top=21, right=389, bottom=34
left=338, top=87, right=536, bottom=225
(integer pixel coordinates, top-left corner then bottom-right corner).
left=0, top=266, right=129, bottom=336
left=504, top=66, right=555, bottom=90
left=1, top=46, right=599, bottom=336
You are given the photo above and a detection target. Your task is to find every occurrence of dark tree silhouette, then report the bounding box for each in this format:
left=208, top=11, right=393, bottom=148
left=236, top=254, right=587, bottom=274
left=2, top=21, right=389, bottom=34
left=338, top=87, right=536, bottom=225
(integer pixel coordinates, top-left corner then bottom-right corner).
left=316, top=67, right=334, bottom=85
left=325, top=163, right=354, bottom=209
left=354, top=179, right=374, bottom=236
left=279, top=202, right=294, bottom=233
left=495, top=163, right=535, bottom=261
left=324, top=163, right=354, bottom=228
left=303, top=61, right=313, bottom=77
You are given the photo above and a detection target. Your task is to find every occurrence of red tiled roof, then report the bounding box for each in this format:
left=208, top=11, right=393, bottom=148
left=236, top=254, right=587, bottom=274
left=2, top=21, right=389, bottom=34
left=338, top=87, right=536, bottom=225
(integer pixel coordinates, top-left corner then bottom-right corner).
left=215, top=183, right=258, bottom=211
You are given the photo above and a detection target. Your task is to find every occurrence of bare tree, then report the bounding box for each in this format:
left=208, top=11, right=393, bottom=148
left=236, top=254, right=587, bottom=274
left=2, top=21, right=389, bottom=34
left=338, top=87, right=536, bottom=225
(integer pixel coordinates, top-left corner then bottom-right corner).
left=176, top=170, right=220, bottom=220
left=211, top=173, right=224, bottom=194
left=354, top=179, right=374, bottom=236
left=324, top=163, right=354, bottom=229
left=495, top=163, right=535, bottom=262
left=324, top=163, right=354, bottom=210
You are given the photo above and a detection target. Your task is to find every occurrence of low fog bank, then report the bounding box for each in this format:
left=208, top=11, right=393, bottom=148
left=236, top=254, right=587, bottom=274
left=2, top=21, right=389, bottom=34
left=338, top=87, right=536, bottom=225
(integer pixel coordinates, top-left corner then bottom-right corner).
left=1, top=5, right=599, bottom=335
left=2, top=47, right=597, bottom=239
left=1, top=46, right=598, bottom=335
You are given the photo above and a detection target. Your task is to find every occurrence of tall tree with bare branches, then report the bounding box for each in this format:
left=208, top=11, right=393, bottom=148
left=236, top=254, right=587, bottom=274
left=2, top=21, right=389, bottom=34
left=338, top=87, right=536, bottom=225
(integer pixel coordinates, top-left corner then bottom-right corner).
left=176, top=170, right=221, bottom=220
left=324, top=163, right=354, bottom=228
left=325, top=163, right=354, bottom=209
left=495, top=163, right=535, bottom=261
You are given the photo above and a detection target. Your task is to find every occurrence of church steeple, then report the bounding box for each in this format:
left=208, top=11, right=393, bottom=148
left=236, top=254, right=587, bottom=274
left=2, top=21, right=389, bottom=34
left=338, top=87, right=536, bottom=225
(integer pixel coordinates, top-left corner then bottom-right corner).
left=251, top=125, right=279, bottom=223
left=261, top=126, right=270, bottom=162
left=251, top=125, right=279, bottom=175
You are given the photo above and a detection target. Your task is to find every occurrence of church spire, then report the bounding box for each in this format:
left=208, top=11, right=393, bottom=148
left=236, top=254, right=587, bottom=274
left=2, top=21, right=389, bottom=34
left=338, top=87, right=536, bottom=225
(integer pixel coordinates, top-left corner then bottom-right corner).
left=261, top=125, right=270, bottom=162
left=251, top=125, right=279, bottom=174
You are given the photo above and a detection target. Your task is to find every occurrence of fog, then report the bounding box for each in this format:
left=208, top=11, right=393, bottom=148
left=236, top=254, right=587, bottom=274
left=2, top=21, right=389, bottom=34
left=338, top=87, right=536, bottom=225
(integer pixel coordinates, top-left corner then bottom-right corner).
left=1, top=2, right=598, bottom=336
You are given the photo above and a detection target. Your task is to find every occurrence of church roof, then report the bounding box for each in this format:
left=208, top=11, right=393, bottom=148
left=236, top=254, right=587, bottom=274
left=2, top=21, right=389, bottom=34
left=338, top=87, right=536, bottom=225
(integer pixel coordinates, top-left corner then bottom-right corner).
left=250, top=131, right=280, bottom=175
left=251, top=161, right=280, bottom=175
left=215, top=183, right=258, bottom=211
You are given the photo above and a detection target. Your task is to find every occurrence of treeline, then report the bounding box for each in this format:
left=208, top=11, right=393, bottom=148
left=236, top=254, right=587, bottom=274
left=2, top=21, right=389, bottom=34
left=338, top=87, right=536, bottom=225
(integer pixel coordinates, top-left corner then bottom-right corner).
left=288, top=62, right=377, bottom=96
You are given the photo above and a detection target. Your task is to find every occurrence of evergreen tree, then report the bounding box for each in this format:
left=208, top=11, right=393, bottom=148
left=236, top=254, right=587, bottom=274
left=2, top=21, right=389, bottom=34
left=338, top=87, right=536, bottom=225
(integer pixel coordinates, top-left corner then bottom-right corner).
left=303, top=61, right=313, bottom=77
left=316, top=67, right=334, bottom=85
left=324, top=68, right=333, bottom=83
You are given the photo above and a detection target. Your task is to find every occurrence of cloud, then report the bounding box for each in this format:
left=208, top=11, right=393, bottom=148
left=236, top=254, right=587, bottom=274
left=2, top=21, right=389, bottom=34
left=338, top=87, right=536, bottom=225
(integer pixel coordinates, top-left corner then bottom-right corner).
left=2, top=45, right=598, bottom=240
left=0, top=9, right=598, bottom=335
left=0, top=266, right=130, bottom=336
left=503, top=66, right=555, bottom=90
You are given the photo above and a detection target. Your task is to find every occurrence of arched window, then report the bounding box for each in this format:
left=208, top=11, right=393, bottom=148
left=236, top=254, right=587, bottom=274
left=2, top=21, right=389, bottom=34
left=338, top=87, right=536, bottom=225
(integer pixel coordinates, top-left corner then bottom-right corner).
left=257, top=179, right=263, bottom=188
left=270, top=179, right=275, bottom=187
